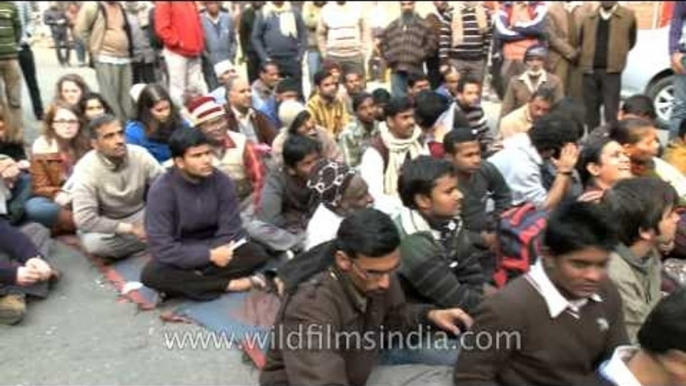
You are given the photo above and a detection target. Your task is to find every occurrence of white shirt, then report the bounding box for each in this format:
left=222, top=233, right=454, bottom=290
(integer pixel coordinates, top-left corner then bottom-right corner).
left=359, top=147, right=404, bottom=217
left=600, top=346, right=643, bottom=386
left=305, top=204, right=344, bottom=251
left=654, top=157, right=686, bottom=197
left=526, top=261, right=603, bottom=319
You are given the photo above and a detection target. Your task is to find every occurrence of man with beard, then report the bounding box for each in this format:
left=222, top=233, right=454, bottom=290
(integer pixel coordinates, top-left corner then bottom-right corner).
left=454, top=201, right=629, bottom=386
left=500, top=44, right=563, bottom=118
left=260, top=208, right=473, bottom=385
left=307, top=69, right=350, bottom=138
left=141, top=128, right=271, bottom=301
left=339, top=92, right=380, bottom=168
left=187, top=96, right=265, bottom=208
left=72, top=114, right=165, bottom=259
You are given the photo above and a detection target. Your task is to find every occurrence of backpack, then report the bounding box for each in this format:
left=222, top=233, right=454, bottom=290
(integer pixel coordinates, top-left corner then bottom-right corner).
left=493, top=203, right=547, bottom=287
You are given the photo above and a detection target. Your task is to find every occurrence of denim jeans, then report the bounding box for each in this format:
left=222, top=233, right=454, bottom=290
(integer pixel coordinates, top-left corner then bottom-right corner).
left=379, top=336, right=460, bottom=366
left=24, top=196, right=61, bottom=228
left=670, top=73, right=686, bottom=139
left=307, top=49, right=321, bottom=85
left=391, top=71, right=409, bottom=98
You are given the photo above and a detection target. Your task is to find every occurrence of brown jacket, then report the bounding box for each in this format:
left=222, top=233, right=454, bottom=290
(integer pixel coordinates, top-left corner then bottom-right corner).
left=500, top=71, right=564, bottom=117
left=224, top=105, right=277, bottom=146
left=30, top=153, right=69, bottom=199
left=579, top=5, right=637, bottom=74
left=259, top=267, right=434, bottom=386
left=545, top=2, right=593, bottom=71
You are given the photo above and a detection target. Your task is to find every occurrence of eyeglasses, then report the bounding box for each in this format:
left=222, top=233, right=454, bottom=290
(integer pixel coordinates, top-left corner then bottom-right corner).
left=53, top=119, right=79, bottom=125
left=349, top=258, right=400, bottom=281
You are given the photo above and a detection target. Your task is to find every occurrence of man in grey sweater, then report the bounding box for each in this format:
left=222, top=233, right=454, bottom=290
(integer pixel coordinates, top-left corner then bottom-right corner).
left=72, top=114, right=164, bottom=259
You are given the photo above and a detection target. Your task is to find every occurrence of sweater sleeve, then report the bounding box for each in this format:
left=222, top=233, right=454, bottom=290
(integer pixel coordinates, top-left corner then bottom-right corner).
left=295, top=11, right=307, bottom=60
left=72, top=174, right=121, bottom=234
left=398, top=232, right=484, bottom=312
left=250, top=12, right=269, bottom=62
left=256, top=173, right=287, bottom=227
left=0, top=219, right=41, bottom=285
left=145, top=176, right=212, bottom=270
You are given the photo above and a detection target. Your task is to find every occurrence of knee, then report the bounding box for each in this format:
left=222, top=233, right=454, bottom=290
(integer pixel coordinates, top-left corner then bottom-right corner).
left=79, top=233, right=115, bottom=257
left=24, top=198, right=60, bottom=226
left=140, top=261, right=163, bottom=288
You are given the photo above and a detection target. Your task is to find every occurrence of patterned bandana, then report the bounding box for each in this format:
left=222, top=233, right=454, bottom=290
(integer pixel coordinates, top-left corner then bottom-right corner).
left=307, top=159, right=357, bottom=208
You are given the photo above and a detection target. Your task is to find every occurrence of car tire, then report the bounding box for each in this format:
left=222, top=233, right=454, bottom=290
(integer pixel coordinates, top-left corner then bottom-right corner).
left=646, top=75, right=674, bottom=128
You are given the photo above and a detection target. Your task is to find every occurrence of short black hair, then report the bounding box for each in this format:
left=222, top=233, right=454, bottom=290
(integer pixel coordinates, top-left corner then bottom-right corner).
left=169, top=127, right=210, bottom=159
left=275, top=78, right=301, bottom=95
left=576, top=137, right=615, bottom=187
left=544, top=201, right=618, bottom=257
left=609, top=117, right=655, bottom=145
left=288, top=110, right=312, bottom=135
left=622, top=94, right=657, bottom=120
left=407, top=71, right=429, bottom=89
left=384, top=96, right=414, bottom=118
left=530, top=86, right=556, bottom=104
left=372, top=88, right=391, bottom=105
left=260, top=60, right=279, bottom=74
left=414, top=91, right=449, bottom=129
left=88, top=113, right=120, bottom=139
left=601, top=177, right=679, bottom=246
left=336, top=208, right=400, bottom=259
left=457, top=75, right=481, bottom=94
left=314, top=69, right=335, bottom=87
left=550, top=97, right=586, bottom=138
left=637, top=288, right=686, bottom=354
left=352, top=92, right=374, bottom=113
left=441, top=66, right=458, bottom=82
left=529, top=114, right=580, bottom=156
left=443, top=128, right=479, bottom=155
left=283, top=134, right=322, bottom=169
left=398, top=156, right=458, bottom=209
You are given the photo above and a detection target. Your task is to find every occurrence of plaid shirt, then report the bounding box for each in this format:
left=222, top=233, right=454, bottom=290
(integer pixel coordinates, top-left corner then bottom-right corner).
left=338, top=119, right=379, bottom=168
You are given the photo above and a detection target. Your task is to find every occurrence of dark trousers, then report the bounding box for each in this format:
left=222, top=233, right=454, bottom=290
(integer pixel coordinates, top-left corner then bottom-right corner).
left=0, top=223, right=51, bottom=298
left=583, top=69, right=621, bottom=130
left=132, top=61, right=157, bottom=84
left=18, top=44, right=43, bottom=119
left=271, top=56, right=302, bottom=97
left=140, top=241, right=270, bottom=301
left=51, top=30, right=70, bottom=65
left=426, top=53, right=442, bottom=89
left=246, top=52, right=261, bottom=84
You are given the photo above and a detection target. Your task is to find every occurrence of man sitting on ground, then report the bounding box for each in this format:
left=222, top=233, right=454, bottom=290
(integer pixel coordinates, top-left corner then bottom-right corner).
left=602, top=177, right=679, bottom=342
left=256, top=77, right=301, bottom=131
left=395, top=156, right=486, bottom=312
left=209, top=60, right=238, bottom=105
left=72, top=114, right=164, bottom=259
left=454, top=201, right=629, bottom=386
left=444, top=129, right=512, bottom=278
left=340, top=70, right=365, bottom=116
left=260, top=208, right=474, bottom=386
left=338, top=92, right=380, bottom=168
left=414, top=91, right=451, bottom=159
left=224, top=77, right=277, bottom=149
left=251, top=61, right=280, bottom=112
left=307, top=69, right=350, bottom=138
left=447, top=76, right=494, bottom=154
left=141, top=128, right=271, bottom=301
left=406, top=71, right=432, bottom=101
left=499, top=87, right=554, bottom=140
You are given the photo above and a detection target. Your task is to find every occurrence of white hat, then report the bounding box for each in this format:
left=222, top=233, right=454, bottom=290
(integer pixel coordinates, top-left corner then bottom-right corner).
left=278, top=100, right=307, bottom=130
left=214, top=60, right=235, bottom=80
left=130, top=83, right=147, bottom=103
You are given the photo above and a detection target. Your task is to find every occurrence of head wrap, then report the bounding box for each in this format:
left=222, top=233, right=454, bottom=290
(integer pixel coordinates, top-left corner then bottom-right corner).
left=307, top=159, right=357, bottom=208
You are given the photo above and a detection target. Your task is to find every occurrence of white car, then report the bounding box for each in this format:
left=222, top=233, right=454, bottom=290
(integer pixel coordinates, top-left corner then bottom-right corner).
left=621, top=26, right=674, bottom=128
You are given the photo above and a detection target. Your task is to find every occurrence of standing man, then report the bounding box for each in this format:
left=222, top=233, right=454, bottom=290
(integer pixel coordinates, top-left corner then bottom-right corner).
left=545, top=2, right=593, bottom=101
left=669, top=2, right=686, bottom=140
left=302, top=1, right=325, bottom=85
left=154, top=1, right=207, bottom=108
left=75, top=1, right=135, bottom=121
left=425, top=1, right=450, bottom=89
left=439, top=1, right=492, bottom=83
left=579, top=1, right=637, bottom=130
left=251, top=1, right=307, bottom=96
left=317, top=1, right=368, bottom=77
left=200, top=1, right=236, bottom=91
left=0, top=1, right=22, bottom=140
left=15, top=1, right=43, bottom=121
left=239, top=1, right=265, bottom=84
left=379, top=2, right=436, bottom=98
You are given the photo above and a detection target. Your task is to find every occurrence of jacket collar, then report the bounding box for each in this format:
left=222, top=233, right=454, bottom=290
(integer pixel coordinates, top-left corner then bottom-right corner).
left=613, top=243, right=658, bottom=274
left=330, top=266, right=368, bottom=313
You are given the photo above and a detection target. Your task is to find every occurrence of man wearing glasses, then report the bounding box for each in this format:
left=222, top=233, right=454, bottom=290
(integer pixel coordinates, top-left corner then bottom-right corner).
left=260, top=208, right=472, bottom=386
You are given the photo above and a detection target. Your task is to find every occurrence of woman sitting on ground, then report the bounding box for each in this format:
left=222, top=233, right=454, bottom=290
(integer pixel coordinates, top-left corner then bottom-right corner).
left=125, top=84, right=188, bottom=163
left=577, top=138, right=633, bottom=203
left=54, top=74, right=90, bottom=108
left=25, top=101, right=91, bottom=234
left=78, top=92, right=113, bottom=122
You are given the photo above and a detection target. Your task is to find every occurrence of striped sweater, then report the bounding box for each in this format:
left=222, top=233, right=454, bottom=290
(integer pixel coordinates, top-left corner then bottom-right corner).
left=439, top=5, right=492, bottom=63
left=0, top=1, right=20, bottom=59
left=379, top=13, right=436, bottom=73
left=317, top=2, right=367, bottom=58
left=452, top=101, right=494, bottom=154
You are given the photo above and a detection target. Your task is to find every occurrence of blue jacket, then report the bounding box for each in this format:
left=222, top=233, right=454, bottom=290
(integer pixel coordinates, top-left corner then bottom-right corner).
left=200, top=9, right=236, bottom=65
left=670, top=1, right=686, bottom=55
left=124, top=120, right=190, bottom=163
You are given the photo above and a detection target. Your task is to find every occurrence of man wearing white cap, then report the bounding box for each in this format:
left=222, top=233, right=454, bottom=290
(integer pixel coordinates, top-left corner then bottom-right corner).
left=209, top=59, right=238, bottom=105
left=187, top=95, right=265, bottom=209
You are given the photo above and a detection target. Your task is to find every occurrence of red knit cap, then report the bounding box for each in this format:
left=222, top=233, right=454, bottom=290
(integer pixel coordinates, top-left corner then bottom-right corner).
left=187, top=96, right=225, bottom=126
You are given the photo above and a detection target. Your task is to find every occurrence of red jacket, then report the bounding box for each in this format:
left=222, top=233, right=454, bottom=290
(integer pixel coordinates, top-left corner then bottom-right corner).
left=154, top=1, right=204, bottom=57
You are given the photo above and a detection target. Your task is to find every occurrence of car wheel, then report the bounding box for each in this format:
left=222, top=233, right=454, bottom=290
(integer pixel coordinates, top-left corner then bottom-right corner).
left=646, top=75, right=674, bottom=127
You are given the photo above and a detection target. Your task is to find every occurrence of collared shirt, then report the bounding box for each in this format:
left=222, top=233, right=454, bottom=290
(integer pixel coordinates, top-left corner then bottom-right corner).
left=518, top=71, right=549, bottom=94
left=526, top=261, right=603, bottom=319
left=251, top=79, right=272, bottom=111
left=338, top=119, right=379, bottom=168
left=307, top=93, right=350, bottom=138
left=499, top=104, right=533, bottom=140
left=231, top=106, right=259, bottom=143
left=489, top=132, right=548, bottom=208
left=600, top=346, right=642, bottom=386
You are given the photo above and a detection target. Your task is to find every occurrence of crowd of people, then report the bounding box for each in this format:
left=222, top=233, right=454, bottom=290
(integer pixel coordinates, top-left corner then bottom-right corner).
left=1, top=1, right=686, bottom=386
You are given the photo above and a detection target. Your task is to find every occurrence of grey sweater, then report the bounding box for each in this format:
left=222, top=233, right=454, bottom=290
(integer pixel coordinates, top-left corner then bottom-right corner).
left=72, top=145, right=164, bottom=234
left=200, top=9, right=236, bottom=65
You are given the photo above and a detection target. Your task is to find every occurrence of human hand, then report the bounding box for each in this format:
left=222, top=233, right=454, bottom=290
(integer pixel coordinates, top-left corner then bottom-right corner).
left=554, top=143, right=580, bottom=174
left=26, top=257, right=52, bottom=281
left=210, top=241, right=235, bottom=267
left=54, top=192, right=71, bottom=207
left=427, top=308, right=473, bottom=335
left=16, top=266, right=41, bottom=286
left=130, top=223, right=147, bottom=242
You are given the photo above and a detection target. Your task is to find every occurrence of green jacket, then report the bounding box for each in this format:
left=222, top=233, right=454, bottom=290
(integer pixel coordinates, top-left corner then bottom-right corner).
left=0, top=2, right=21, bottom=60
left=607, top=243, right=662, bottom=343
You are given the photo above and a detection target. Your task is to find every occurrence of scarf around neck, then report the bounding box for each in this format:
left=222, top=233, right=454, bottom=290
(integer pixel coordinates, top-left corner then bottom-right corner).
left=263, top=2, right=298, bottom=38
left=379, top=123, right=427, bottom=196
